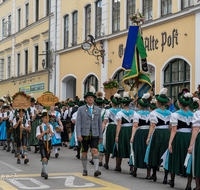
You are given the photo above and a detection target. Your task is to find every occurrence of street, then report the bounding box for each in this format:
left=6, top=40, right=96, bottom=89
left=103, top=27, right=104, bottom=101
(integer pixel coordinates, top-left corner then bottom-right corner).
left=0, top=146, right=196, bottom=190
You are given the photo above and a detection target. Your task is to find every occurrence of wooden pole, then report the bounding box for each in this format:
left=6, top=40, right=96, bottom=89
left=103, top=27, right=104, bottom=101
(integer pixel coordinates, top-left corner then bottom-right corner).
left=46, top=109, right=49, bottom=153
left=20, top=109, right=22, bottom=140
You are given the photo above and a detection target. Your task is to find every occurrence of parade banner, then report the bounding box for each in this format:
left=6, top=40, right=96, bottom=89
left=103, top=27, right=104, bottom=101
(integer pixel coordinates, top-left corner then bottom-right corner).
left=121, top=25, right=152, bottom=99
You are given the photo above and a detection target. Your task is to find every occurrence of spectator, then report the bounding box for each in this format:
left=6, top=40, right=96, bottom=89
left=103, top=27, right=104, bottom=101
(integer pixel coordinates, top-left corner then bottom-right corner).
left=167, top=98, right=175, bottom=113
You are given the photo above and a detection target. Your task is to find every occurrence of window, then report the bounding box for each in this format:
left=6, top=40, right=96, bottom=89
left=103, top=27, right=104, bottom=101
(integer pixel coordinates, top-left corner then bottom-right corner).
left=164, top=59, right=190, bottom=102
left=127, top=0, right=136, bottom=28
left=161, top=0, right=172, bottom=16
left=112, top=0, right=120, bottom=33
left=25, top=3, right=29, bottom=27
left=7, top=56, right=11, bottom=78
left=17, top=54, right=20, bottom=76
left=35, top=46, right=39, bottom=71
left=8, top=15, right=11, bottom=36
left=114, top=69, right=125, bottom=97
left=0, top=59, right=4, bottom=80
left=2, top=18, right=5, bottom=39
left=96, top=0, right=102, bottom=38
left=25, top=50, right=28, bottom=74
left=45, top=42, right=49, bottom=68
left=18, top=8, right=21, bottom=31
left=143, top=0, right=153, bottom=21
left=85, top=5, right=91, bottom=38
left=46, top=0, right=50, bottom=16
left=36, top=0, right=39, bottom=21
left=64, top=15, right=69, bottom=48
left=72, top=11, right=78, bottom=45
left=182, top=0, right=194, bottom=9
left=84, top=75, right=98, bottom=94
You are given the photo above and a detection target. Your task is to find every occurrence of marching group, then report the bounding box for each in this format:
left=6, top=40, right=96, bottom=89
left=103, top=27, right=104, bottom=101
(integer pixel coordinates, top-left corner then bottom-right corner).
left=0, top=86, right=200, bottom=190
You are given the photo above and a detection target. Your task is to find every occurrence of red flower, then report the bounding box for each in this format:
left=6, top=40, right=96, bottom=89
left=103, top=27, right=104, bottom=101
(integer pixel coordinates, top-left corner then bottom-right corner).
left=52, top=115, right=55, bottom=118
left=13, top=98, right=15, bottom=100
left=28, top=96, right=30, bottom=98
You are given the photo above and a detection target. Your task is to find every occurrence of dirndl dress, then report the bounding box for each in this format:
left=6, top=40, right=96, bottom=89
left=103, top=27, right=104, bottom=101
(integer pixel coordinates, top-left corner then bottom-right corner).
left=132, top=110, right=151, bottom=169
left=104, top=108, right=121, bottom=154
left=49, top=111, right=62, bottom=146
left=146, top=109, right=171, bottom=167
left=114, top=109, right=134, bottom=158
left=0, top=121, right=7, bottom=141
left=168, top=110, right=193, bottom=176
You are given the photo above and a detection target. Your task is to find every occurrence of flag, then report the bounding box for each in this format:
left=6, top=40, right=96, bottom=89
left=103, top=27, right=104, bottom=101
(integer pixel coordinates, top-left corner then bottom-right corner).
left=122, top=25, right=152, bottom=99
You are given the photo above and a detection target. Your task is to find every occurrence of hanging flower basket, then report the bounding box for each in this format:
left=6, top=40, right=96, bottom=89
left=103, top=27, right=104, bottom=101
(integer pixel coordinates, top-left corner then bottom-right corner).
left=103, top=79, right=119, bottom=100
left=130, top=12, right=145, bottom=25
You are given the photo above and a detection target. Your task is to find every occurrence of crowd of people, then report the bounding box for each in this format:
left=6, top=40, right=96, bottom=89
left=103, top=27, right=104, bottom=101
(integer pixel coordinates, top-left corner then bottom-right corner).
left=0, top=86, right=200, bottom=190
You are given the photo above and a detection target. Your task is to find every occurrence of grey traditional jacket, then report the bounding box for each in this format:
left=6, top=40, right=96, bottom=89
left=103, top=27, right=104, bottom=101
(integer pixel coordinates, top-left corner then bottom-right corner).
left=76, top=105, right=103, bottom=139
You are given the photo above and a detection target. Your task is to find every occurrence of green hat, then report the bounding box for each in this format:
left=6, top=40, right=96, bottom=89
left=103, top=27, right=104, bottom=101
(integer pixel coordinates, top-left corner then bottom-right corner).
left=174, top=100, right=180, bottom=110
left=2, top=103, right=10, bottom=109
left=165, top=104, right=169, bottom=110
left=121, top=91, right=132, bottom=104
left=95, top=91, right=104, bottom=103
left=55, top=102, right=60, bottom=106
left=137, top=93, right=150, bottom=108
left=74, top=100, right=78, bottom=104
left=84, top=85, right=96, bottom=99
left=110, top=93, right=121, bottom=105
left=178, top=92, right=193, bottom=107
left=0, top=97, right=4, bottom=102
left=155, top=88, right=170, bottom=103
left=104, top=98, right=110, bottom=104
left=30, top=93, right=36, bottom=102
left=68, top=102, right=74, bottom=106
left=150, top=103, right=157, bottom=109
left=78, top=100, right=86, bottom=107
left=40, top=110, right=48, bottom=118
left=189, top=97, right=199, bottom=110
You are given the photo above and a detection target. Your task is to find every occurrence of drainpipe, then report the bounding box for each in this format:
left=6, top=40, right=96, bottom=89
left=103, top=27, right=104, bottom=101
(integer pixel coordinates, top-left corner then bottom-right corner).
left=54, top=0, right=57, bottom=95
left=48, top=0, right=51, bottom=91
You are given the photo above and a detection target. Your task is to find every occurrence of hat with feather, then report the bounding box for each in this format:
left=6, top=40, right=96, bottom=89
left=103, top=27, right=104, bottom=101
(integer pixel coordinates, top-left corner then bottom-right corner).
left=68, top=98, right=74, bottom=106
left=74, top=96, right=79, bottom=104
left=174, top=100, right=180, bottom=110
left=95, top=91, right=104, bottom=103
left=0, top=97, right=4, bottom=102
left=78, top=99, right=86, bottom=107
left=189, top=97, right=199, bottom=110
left=30, top=93, right=36, bottom=102
left=104, top=98, right=110, bottom=104
left=137, top=93, right=150, bottom=107
left=121, top=91, right=132, bottom=103
left=150, top=98, right=157, bottom=109
left=178, top=92, right=193, bottom=107
left=40, top=109, right=48, bottom=118
left=110, top=93, right=121, bottom=105
left=84, top=85, right=96, bottom=99
left=155, top=88, right=170, bottom=103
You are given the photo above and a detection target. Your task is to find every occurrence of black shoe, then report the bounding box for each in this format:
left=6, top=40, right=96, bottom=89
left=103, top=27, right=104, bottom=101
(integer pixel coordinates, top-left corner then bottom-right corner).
left=146, top=176, right=151, bottom=179
left=44, top=173, right=48, bottom=179
left=14, top=153, right=17, bottom=157
left=17, top=159, right=21, bottom=164
left=41, top=173, right=45, bottom=177
left=0, top=142, right=3, bottom=146
left=76, top=154, right=80, bottom=159
left=185, top=187, right=192, bottom=190
left=167, top=180, right=174, bottom=188
left=103, top=164, right=109, bottom=170
left=114, top=167, right=121, bottom=172
left=69, top=146, right=73, bottom=149
left=149, top=175, right=157, bottom=182
left=133, top=172, right=137, bottom=177
left=99, top=162, right=103, bottom=167
left=21, top=154, right=24, bottom=159
left=83, top=170, right=88, bottom=176
left=55, top=153, right=59, bottom=158
left=24, top=159, right=29, bottom=164
left=3, top=147, right=6, bottom=150
left=27, top=147, right=31, bottom=151
left=65, top=144, right=68, bottom=147
left=89, top=159, right=94, bottom=165
left=7, top=148, right=10, bottom=152
left=58, top=147, right=60, bottom=151
left=163, top=177, right=168, bottom=184
left=130, top=170, right=134, bottom=175
left=94, top=170, right=101, bottom=177
left=11, top=149, right=15, bottom=153
left=74, top=147, right=77, bottom=151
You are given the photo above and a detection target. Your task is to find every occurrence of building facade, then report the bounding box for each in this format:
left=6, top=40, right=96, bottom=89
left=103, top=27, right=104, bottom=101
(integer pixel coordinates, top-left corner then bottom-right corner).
left=0, top=0, right=199, bottom=102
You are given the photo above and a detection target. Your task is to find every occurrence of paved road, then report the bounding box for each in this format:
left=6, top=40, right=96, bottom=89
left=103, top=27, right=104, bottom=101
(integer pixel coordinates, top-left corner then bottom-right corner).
left=0, top=145, right=196, bottom=190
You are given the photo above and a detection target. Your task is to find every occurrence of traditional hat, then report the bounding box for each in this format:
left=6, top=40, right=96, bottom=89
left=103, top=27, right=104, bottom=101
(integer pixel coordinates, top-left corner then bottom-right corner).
left=95, top=91, right=104, bottom=103
left=40, top=109, right=48, bottom=118
left=55, top=102, right=60, bottom=106
left=2, top=103, right=10, bottom=109
left=110, top=93, right=121, bottom=105
left=68, top=98, right=74, bottom=106
left=74, top=96, right=79, bottom=104
left=104, top=98, right=110, bottom=104
left=30, top=93, right=36, bottom=102
left=174, top=100, right=180, bottom=110
left=0, top=97, right=5, bottom=102
left=150, top=98, right=157, bottom=109
left=84, top=85, right=96, bottom=99
left=78, top=99, right=86, bottom=107
left=189, top=97, right=199, bottom=110
left=155, top=88, right=170, bottom=103
left=137, top=93, right=150, bottom=108
left=121, top=91, right=132, bottom=103
left=178, top=92, right=193, bottom=107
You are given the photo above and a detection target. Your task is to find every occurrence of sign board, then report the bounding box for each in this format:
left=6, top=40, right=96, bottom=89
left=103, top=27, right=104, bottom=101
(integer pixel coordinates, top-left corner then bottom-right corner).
left=19, top=82, right=45, bottom=94
left=12, top=95, right=31, bottom=109
left=81, top=42, right=91, bottom=51
left=37, top=91, right=59, bottom=107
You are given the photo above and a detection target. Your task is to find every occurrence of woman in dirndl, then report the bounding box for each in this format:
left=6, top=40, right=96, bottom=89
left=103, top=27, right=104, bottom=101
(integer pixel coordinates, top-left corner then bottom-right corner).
left=114, top=91, right=134, bottom=172
left=102, top=93, right=121, bottom=170
left=149, top=98, right=157, bottom=112
left=168, top=92, right=193, bottom=190
left=130, top=93, right=151, bottom=178
left=188, top=102, right=200, bottom=190
left=146, top=88, right=171, bottom=183
left=49, top=105, right=63, bottom=158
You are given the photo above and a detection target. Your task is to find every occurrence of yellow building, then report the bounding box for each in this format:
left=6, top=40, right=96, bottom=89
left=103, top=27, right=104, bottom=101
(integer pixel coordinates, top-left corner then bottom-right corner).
left=0, top=0, right=56, bottom=99
left=56, top=0, right=200, bottom=102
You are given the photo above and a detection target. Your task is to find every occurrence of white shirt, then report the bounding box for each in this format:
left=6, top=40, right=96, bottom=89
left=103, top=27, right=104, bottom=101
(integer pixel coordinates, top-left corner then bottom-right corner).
left=71, top=111, right=78, bottom=122
left=63, top=108, right=72, bottom=119
left=36, top=123, right=54, bottom=141
left=13, top=117, right=29, bottom=128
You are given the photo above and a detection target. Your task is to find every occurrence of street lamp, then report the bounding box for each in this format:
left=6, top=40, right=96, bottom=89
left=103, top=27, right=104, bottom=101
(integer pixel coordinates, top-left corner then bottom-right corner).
left=81, top=35, right=105, bottom=66
left=42, top=59, right=45, bottom=69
